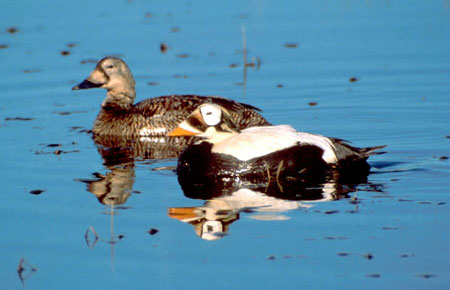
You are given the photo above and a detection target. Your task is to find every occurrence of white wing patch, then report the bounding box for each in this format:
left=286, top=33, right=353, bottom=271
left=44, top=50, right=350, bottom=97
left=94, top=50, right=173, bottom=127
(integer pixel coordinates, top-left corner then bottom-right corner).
left=211, top=125, right=338, bottom=163
left=139, top=127, right=167, bottom=136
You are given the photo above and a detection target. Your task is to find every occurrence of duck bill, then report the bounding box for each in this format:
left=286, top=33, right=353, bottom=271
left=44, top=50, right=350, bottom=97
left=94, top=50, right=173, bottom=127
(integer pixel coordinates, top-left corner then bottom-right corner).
left=72, top=67, right=108, bottom=90
left=168, top=207, right=199, bottom=221
left=168, top=126, right=200, bottom=136
left=72, top=79, right=103, bottom=90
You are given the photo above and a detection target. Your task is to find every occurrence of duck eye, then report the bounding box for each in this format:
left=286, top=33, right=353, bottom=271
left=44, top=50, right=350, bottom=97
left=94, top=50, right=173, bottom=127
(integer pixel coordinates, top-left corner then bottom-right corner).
left=106, top=65, right=114, bottom=69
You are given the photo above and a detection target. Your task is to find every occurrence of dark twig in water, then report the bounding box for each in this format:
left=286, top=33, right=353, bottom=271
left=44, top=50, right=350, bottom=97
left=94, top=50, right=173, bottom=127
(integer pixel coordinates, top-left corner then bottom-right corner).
left=84, top=226, right=100, bottom=248
left=241, top=26, right=261, bottom=97
left=17, top=258, right=38, bottom=286
left=242, top=26, right=247, bottom=97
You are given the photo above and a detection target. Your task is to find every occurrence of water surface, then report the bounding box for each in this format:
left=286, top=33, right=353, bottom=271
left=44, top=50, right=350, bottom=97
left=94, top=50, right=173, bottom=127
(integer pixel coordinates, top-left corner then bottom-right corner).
left=1, top=0, right=449, bottom=289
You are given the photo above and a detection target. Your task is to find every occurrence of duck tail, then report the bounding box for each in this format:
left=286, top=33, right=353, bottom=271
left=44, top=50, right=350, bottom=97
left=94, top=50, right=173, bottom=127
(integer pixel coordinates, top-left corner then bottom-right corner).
left=359, top=145, right=387, bottom=156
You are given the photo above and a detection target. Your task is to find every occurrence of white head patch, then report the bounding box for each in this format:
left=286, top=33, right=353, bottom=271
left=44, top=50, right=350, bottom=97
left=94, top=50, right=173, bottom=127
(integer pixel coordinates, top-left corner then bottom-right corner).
left=200, top=104, right=222, bottom=126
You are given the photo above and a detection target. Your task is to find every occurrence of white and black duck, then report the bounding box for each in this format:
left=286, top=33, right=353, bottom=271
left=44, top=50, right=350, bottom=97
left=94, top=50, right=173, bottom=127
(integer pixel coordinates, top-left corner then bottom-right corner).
left=169, top=103, right=386, bottom=183
left=72, top=57, right=270, bottom=137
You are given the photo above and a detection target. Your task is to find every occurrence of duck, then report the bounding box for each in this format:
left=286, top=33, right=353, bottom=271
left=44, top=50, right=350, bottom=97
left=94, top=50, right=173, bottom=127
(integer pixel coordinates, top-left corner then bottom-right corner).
left=71, top=57, right=270, bottom=137
left=168, top=103, right=386, bottom=182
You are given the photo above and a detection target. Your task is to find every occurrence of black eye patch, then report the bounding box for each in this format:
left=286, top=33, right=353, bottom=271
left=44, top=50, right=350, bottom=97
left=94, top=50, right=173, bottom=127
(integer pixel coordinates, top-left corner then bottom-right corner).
left=188, top=115, right=208, bottom=131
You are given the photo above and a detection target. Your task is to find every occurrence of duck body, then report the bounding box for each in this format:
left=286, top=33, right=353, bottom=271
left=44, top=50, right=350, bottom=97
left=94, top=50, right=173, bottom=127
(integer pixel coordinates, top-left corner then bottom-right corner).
left=93, top=94, right=269, bottom=137
left=72, top=57, right=270, bottom=137
left=170, top=104, right=386, bottom=183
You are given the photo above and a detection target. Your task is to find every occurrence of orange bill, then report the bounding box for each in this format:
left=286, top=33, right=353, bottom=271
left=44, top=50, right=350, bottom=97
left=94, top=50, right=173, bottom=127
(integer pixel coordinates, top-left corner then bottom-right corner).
left=168, top=126, right=199, bottom=136
left=168, top=207, right=199, bottom=220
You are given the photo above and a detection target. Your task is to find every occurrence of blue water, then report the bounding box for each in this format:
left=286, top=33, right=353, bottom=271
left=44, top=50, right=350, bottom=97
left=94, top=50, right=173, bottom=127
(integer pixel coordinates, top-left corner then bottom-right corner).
left=1, top=0, right=449, bottom=289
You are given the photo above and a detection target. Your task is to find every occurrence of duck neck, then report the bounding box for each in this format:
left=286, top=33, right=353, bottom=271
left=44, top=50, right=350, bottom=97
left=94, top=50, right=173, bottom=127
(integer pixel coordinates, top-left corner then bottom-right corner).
left=102, top=89, right=136, bottom=110
left=205, top=130, right=237, bottom=144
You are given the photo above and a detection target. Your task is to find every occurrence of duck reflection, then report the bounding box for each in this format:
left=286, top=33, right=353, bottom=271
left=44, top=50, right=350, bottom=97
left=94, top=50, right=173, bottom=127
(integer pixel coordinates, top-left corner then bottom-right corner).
left=78, top=134, right=194, bottom=206
left=169, top=174, right=381, bottom=241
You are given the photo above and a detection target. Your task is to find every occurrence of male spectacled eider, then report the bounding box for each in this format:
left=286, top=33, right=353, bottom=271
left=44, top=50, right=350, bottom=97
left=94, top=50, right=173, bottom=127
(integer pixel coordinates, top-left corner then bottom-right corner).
left=72, top=57, right=270, bottom=137
left=169, top=103, right=386, bottom=182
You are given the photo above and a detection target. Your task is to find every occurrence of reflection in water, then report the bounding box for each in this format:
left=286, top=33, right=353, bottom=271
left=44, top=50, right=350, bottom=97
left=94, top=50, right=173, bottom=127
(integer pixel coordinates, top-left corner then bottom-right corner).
left=78, top=134, right=193, bottom=206
left=170, top=173, right=383, bottom=241
left=78, top=135, right=192, bottom=269
left=84, top=205, right=121, bottom=271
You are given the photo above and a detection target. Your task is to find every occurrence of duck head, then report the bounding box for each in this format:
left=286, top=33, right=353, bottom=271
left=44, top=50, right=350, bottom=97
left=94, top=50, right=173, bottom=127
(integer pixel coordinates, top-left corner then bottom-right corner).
left=72, top=57, right=136, bottom=108
left=169, top=103, right=241, bottom=142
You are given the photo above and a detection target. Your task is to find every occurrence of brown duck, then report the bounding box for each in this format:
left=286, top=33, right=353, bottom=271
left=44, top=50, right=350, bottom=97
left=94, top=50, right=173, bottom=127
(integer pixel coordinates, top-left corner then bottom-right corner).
left=72, top=57, right=270, bottom=137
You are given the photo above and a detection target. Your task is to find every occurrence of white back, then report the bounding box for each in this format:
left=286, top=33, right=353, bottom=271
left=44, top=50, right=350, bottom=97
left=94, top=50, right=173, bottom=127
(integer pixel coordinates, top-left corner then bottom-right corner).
left=211, top=125, right=338, bottom=163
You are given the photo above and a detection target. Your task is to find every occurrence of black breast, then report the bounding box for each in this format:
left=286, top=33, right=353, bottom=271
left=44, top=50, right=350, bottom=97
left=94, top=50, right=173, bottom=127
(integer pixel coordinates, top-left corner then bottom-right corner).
left=176, top=142, right=332, bottom=195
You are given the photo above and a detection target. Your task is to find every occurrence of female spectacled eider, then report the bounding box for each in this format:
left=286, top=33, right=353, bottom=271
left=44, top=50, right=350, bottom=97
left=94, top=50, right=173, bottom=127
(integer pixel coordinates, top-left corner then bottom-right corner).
left=169, top=103, right=386, bottom=182
left=72, top=57, right=270, bottom=137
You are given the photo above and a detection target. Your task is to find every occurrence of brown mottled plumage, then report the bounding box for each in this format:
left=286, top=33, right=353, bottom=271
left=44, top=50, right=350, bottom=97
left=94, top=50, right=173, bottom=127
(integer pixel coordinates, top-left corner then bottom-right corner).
left=72, top=57, right=270, bottom=137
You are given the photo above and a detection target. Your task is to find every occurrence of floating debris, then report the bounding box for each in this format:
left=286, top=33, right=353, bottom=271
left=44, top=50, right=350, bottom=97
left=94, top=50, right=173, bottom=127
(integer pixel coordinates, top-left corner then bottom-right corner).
left=80, top=59, right=98, bottom=64
left=276, top=84, right=283, bottom=88
left=160, top=42, right=168, bottom=53
left=7, top=27, right=18, bottom=34
left=337, top=252, right=350, bottom=257
left=29, top=189, right=44, bottom=195
left=60, top=50, right=70, bottom=56
left=35, top=149, right=79, bottom=155
left=439, top=156, right=448, bottom=160
left=66, top=43, right=77, bottom=48
left=17, top=258, right=38, bottom=286
left=324, top=236, right=347, bottom=240
left=0, top=44, right=8, bottom=49
left=23, top=69, right=41, bottom=74
left=284, top=43, right=298, bottom=48
left=399, top=253, right=415, bottom=258
left=47, top=143, right=62, bottom=147
left=308, top=102, right=317, bottom=106
left=366, top=273, right=381, bottom=278
left=245, top=56, right=261, bottom=70
left=267, top=255, right=276, bottom=260
left=147, top=82, right=160, bottom=86
left=324, top=210, right=339, bottom=215
left=5, top=117, right=34, bottom=121
left=176, top=53, right=189, bottom=58
left=382, top=226, right=397, bottom=230
left=148, top=228, right=159, bottom=235
left=170, top=27, right=180, bottom=33
left=362, top=253, right=374, bottom=260
left=53, top=110, right=87, bottom=115
left=144, top=12, right=153, bottom=18
left=229, top=63, right=239, bottom=68
left=415, top=273, right=437, bottom=279
left=349, top=77, right=358, bottom=82
left=174, top=74, right=188, bottom=79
